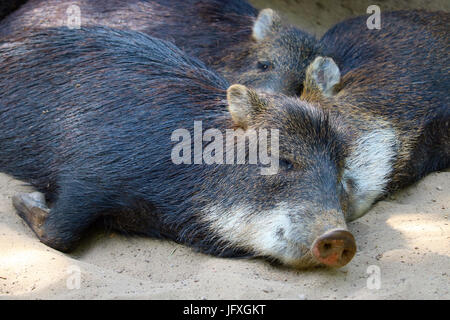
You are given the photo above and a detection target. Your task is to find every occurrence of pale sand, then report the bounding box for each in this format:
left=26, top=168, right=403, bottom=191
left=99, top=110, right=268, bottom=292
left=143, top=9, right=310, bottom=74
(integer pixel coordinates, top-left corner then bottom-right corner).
left=1, top=171, right=449, bottom=299
left=1, top=0, right=449, bottom=300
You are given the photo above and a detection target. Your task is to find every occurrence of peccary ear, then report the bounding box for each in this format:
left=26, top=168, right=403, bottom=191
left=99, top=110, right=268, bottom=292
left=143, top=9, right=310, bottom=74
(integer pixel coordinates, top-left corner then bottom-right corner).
left=304, top=56, right=341, bottom=97
left=252, top=9, right=280, bottom=41
left=227, top=84, right=263, bottom=128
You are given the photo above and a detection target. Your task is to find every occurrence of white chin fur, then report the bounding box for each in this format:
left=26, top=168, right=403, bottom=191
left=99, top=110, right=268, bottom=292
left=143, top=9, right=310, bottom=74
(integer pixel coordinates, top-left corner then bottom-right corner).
left=201, top=202, right=311, bottom=264
left=201, top=202, right=346, bottom=267
left=343, top=128, right=398, bottom=221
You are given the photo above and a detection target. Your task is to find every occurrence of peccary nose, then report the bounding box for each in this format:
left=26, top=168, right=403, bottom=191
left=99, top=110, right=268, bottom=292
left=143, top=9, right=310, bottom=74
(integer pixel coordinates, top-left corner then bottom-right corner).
left=311, top=229, right=356, bottom=267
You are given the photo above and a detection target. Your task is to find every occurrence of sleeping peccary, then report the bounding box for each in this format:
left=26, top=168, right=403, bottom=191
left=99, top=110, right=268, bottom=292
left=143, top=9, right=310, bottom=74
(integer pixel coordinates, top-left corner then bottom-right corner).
left=302, top=10, right=449, bottom=220
left=0, top=27, right=356, bottom=268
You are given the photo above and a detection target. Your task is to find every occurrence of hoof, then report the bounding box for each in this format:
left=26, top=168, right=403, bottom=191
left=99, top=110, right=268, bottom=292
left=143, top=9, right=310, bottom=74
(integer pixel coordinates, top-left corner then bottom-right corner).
left=12, top=192, right=50, bottom=238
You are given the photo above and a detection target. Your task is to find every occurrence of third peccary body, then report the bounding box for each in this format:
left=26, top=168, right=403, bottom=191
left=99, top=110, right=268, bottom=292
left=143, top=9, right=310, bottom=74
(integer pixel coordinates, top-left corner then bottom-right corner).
left=0, top=0, right=320, bottom=95
left=303, top=10, right=449, bottom=220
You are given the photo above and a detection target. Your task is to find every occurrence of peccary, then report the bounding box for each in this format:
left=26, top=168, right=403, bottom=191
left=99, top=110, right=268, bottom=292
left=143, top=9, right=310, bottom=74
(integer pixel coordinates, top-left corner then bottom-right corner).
left=302, top=10, right=449, bottom=220
left=0, top=0, right=320, bottom=95
left=0, top=27, right=356, bottom=268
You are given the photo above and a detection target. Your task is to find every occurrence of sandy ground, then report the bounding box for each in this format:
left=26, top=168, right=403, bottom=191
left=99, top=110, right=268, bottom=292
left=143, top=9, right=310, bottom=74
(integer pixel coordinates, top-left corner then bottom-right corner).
left=1, top=0, right=449, bottom=300
left=1, top=171, right=449, bottom=299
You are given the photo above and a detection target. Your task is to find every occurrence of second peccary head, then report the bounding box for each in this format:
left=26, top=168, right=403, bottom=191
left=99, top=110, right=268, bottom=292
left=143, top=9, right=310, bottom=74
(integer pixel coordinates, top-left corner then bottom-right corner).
left=192, top=84, right=356, bottom=267
left=217, top=8, right=320, bottom=96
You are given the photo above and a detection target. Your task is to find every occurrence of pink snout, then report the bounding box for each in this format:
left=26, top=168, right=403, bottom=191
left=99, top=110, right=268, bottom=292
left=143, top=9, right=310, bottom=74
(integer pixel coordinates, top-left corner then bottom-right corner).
left=311, top=229, right=356, bottom=267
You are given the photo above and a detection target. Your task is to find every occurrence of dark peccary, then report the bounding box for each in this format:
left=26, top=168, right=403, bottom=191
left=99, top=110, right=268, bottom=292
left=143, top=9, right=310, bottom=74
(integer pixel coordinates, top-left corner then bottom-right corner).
left=0, top=0, right=321, bottom=96
left=302, top=10, right=449, bottom=220
left=0, top=0, right=27, bottom=21
left=0, top=27, right=356, bottom=268
left=2, top=11, right=448, bottom=268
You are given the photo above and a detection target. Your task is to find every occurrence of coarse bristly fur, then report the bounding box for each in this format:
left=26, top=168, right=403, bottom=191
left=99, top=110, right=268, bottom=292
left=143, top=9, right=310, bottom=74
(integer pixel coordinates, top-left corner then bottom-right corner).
left=0, top=0, right=321, bottom=96
left=302, top=10, right=449, bottom=220
left=0, top=10, right=448, bottom=268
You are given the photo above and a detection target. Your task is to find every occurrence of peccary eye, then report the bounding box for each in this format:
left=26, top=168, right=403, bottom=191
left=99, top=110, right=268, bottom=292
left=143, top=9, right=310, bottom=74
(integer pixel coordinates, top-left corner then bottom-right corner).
left=257, top=61, right=272, bottom=72
left=279, top=159, right=294, bottom=170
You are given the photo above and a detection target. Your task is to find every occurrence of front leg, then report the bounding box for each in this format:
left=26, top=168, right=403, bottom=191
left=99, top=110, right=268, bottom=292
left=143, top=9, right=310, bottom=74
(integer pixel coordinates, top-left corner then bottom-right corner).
left=13, top=190, right=101, bottom=252
left=13, top=192, right=50, bottom=240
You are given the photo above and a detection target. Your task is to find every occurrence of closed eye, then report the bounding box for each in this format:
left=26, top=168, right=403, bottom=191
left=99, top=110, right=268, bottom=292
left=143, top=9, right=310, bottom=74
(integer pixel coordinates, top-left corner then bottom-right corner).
left=279, top=159, right=294, bottom=170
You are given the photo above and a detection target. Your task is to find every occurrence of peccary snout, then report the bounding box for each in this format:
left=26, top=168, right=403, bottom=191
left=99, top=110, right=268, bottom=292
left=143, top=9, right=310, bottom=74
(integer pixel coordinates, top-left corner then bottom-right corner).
left=311, top=229, right=356, bottom=267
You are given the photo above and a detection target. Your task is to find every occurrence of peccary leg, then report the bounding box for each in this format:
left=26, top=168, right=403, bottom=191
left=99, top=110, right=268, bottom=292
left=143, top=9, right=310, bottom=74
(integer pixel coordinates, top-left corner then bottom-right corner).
left=304, top=56, right=341, bottom=97
left=13, top=191, right=99, bottom=252
left=13, top=192, right=50, bottom=237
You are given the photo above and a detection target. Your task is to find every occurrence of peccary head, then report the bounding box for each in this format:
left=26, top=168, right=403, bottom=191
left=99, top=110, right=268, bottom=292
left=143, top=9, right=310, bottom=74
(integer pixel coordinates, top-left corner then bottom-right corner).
left=226, top=9, right=320, bottom=96
left=195, top=85, right=356, bottom=268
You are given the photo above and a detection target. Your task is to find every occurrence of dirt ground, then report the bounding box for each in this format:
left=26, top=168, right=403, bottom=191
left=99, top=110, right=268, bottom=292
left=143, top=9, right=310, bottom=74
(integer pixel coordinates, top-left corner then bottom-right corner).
left=1, top=0, right=449, bottom=300
left=251, top=0, right=450, bottom=36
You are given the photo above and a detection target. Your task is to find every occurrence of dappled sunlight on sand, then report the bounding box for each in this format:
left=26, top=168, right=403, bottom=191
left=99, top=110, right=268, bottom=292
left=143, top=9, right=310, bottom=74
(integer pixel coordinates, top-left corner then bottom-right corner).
left=0, top=247, right=70, bottom=296
left=0, top=224, right=70, bottom=296
left=386, top=213, right=450, bottom=256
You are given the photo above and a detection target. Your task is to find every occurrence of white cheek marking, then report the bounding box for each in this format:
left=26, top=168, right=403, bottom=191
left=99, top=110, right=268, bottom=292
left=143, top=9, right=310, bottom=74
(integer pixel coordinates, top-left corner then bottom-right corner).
left=201, top=202, right=307, bottom=263
left=343, top=128, right=398, bottom=220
